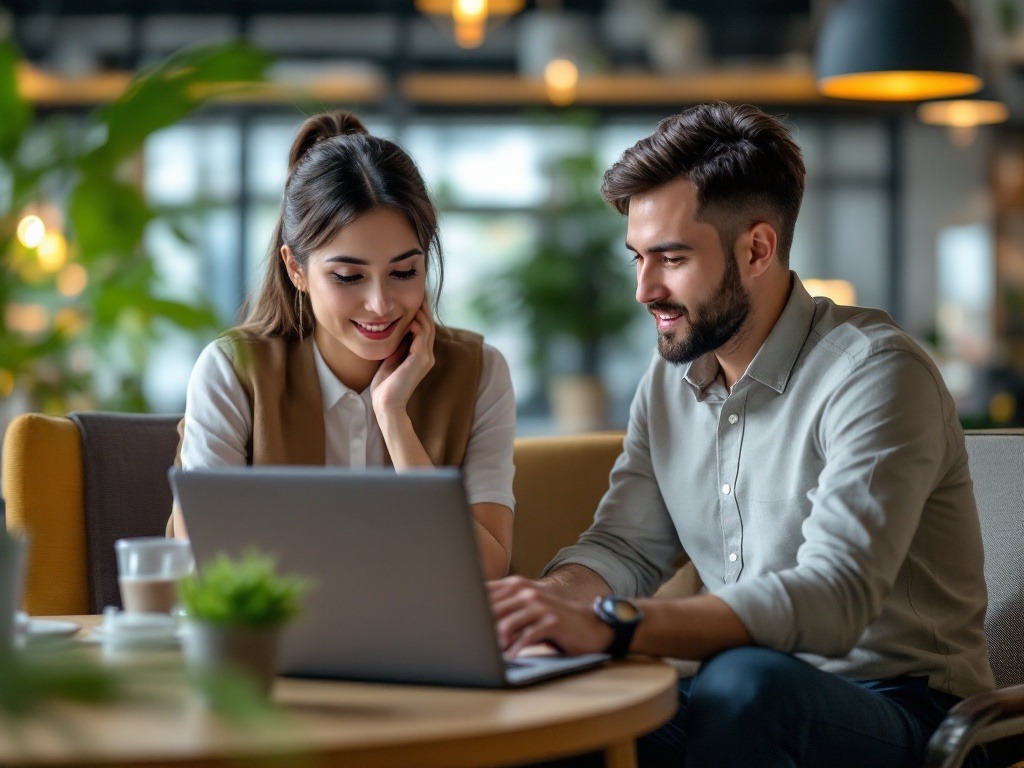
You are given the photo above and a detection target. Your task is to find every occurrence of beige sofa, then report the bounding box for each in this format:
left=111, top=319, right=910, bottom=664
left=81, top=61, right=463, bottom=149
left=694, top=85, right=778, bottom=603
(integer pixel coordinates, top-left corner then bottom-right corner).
left=510, top=431, right=700, bottom=597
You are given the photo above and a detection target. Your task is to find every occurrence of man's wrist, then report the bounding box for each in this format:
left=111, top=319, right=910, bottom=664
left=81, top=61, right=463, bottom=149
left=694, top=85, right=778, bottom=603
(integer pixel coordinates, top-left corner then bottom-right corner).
left=593, top=596, right=643, bottom=658
left=542, top=563, right=612, bottom=603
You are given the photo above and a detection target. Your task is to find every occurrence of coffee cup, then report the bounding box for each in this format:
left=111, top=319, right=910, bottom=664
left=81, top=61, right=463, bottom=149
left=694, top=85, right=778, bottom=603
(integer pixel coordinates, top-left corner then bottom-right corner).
left=115, top=538, right=193, bottom=614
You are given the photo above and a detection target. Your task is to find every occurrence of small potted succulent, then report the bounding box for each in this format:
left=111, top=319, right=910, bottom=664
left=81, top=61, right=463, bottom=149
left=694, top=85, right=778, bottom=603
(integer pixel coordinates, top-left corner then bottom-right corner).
left=178, top=550, right=312, bottom=697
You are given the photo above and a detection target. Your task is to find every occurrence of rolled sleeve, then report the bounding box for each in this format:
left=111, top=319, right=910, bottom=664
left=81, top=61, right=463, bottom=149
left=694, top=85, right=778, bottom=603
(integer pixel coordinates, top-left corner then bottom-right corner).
left=543, top=366, right=687, bottom=596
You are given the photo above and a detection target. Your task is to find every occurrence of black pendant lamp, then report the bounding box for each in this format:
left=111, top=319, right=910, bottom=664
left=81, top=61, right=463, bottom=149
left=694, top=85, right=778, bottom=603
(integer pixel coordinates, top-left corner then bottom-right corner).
left=917, top=86, right=1009, bottom=128
left=816, top=0, right=982, bottom=101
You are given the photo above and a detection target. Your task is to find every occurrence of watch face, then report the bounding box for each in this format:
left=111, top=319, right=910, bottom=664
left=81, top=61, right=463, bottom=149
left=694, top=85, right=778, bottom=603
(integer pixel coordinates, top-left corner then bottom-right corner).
left=606, top=597, right=640, bottom=623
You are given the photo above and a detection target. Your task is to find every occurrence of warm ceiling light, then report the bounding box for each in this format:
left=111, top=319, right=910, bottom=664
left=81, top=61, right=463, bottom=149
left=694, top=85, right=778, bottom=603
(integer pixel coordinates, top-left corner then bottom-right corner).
left=917, top=95, right=1009, bottom=128
left=415, top=0, right=525, bottom=49
left=918, top=88, right=1008, bottom=146
left=415, top=0, right=524, bottom=15
left=802, top=279, right=857, bottom=306
left=455, top=20, right=486, bottom=48
left=545, top=58, right=579, bottom=106
left=452, top=0, right=486, bottom=24
left=816, top=0, right=981, bottom=101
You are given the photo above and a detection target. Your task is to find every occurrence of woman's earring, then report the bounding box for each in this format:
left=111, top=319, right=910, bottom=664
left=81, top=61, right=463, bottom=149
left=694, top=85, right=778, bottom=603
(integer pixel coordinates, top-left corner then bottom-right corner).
left=294, top=288, right=305, bottom=342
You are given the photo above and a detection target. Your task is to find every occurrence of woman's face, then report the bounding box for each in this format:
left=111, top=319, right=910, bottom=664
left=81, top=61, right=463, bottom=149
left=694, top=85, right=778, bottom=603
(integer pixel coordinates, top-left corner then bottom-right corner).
left=288, top=207, right=427, bottom=369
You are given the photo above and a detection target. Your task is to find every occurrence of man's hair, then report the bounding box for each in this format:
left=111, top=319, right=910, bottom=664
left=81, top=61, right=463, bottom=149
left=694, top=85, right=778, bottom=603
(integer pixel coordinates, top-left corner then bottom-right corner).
left=601, top=102, right=805, bottom=266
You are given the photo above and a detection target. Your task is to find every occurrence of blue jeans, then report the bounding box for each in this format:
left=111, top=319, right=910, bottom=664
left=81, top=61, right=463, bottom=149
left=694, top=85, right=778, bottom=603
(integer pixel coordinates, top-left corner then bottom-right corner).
left=527, top=647, right=980, bottom=768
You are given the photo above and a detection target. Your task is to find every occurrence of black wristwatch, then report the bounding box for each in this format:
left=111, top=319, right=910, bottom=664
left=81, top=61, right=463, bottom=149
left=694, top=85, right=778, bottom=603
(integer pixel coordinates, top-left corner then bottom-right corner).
left=593, top=596, right=643, bottom=658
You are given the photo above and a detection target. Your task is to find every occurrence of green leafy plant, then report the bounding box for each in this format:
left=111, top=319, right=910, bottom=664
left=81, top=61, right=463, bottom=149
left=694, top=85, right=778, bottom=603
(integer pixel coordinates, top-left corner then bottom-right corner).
left=0, top=37, right=270, bottom=413
left=179, top=550, right=313, bottom=629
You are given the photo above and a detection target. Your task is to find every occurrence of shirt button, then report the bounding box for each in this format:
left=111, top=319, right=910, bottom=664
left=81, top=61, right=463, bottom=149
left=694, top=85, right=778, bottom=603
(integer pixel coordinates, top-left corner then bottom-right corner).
left=728, top=553, right=738, bottom=562
left=728, top=414, right=738, bottom=425
left=722, top=483, right=731, bottom=495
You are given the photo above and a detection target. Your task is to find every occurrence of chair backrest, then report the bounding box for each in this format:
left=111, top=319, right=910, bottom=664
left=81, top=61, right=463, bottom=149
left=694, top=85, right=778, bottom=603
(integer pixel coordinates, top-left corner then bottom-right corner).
left=510, top=431, right=702, bottom=597
left=2, top=411, right=181, bottom=615
left=964, top=430, right=1024, bottom=689
left=70, top=412, right=182, bottom=613
left=510, top=432, right=624, bottom=579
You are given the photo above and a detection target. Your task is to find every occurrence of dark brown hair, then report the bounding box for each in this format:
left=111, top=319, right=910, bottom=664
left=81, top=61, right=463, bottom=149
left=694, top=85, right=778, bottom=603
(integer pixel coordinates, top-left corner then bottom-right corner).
left=242, top=111, right=443, bottom=339
left=601, top=102, right=805, bottom=265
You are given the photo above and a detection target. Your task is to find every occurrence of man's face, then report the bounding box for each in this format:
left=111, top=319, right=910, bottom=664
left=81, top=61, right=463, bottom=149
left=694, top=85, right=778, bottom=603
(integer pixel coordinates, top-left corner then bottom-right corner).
left=626, top=177, right=751, bottom=364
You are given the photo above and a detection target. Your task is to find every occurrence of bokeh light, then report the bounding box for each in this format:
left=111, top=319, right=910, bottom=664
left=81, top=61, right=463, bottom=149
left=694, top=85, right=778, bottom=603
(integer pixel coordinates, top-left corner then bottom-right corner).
left=16, top=215, right=45, bottom=248
left=37, top=231, right=68, bottom=272
left=545, top=58, right=579, bottom=106
left=57, top=263, right=88, bottom=296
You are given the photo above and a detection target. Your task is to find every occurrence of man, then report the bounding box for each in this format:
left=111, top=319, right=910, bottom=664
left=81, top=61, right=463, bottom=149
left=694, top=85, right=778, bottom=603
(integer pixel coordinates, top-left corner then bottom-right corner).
left=489, top=102, right=993, bottom=768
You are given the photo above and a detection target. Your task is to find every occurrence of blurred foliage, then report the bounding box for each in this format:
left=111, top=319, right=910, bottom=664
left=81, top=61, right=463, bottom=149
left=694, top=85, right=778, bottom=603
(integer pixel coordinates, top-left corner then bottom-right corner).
left=473, top=119, right=638, bottom=384
left=0, top=647, right=276, bottom=744
left=0, top=647, right=121, bottom=718
left=179, top=549, right=313, bottom=629
left=0, top=39, right=270, bottom=413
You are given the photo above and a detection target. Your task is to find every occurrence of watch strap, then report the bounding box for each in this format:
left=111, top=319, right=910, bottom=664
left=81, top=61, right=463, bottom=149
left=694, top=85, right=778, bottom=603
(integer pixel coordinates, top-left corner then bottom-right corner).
left=593, top=596, right=641, bottom=659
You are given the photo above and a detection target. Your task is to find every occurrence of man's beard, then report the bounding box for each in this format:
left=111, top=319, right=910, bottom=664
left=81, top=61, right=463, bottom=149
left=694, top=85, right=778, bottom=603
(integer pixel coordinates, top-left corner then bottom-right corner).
left=650, top=252, right=751, bottom=365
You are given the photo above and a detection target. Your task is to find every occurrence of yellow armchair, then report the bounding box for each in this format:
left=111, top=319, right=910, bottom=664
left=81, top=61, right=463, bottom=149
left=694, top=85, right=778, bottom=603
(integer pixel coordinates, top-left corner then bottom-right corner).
left=510, top=431, right=699, bottom=597
left=2, top=414, right=89, bottom=615
left=2, top=412, right=182, bottom=615
left=510, top=432, right=625, bottom=579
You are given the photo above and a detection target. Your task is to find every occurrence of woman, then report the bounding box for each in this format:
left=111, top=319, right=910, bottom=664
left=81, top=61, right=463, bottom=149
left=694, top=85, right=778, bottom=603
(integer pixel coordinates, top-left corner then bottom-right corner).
left=171, top=111, right=515, bottom=579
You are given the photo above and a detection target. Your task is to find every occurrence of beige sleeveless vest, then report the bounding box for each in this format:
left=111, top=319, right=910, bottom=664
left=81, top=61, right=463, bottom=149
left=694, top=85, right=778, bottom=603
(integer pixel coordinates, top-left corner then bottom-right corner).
left=168, top=327, right=484, bottom=536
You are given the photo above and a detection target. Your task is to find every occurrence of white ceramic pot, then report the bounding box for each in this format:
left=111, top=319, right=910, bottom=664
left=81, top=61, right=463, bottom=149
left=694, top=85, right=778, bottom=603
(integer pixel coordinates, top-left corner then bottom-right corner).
left=181, top=621, right=282, bottom=696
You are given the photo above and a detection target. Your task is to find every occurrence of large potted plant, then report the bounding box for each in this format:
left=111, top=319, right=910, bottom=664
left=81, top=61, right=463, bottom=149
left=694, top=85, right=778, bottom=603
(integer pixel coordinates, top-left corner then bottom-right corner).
left=0, top=37, right=269, bottom=421
left=474, top=137, right=639, bottom=431
left=179, top=550, right=312, bottom=697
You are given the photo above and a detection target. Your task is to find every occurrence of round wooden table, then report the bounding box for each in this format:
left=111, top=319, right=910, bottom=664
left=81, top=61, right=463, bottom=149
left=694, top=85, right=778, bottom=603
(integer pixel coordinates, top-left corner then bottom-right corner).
left=0, top=616, right=679, bottom=768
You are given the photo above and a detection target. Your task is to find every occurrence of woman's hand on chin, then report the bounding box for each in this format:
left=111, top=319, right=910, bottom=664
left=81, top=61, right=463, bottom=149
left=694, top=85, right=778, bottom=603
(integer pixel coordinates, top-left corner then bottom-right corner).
left=370, top=301, right=436, bottom=417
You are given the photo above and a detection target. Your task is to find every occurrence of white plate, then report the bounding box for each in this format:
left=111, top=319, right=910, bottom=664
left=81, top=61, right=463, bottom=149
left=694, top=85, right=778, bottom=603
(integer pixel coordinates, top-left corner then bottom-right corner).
left=26, top=618, right=81, bottom=638
left=84, top=615, right=181, bottom=649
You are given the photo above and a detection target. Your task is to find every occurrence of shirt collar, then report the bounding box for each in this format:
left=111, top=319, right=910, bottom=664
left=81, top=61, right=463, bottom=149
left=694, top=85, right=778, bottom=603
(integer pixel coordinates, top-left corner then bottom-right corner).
left=312, top=338, right=360, bottom=410
left=684, top=272, right=817, bottom=396
left=744, top=273, right=816, bottom=394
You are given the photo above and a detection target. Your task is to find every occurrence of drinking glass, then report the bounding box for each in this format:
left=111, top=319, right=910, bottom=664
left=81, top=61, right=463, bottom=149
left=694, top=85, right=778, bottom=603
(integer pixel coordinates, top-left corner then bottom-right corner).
left=115, top=537, right=193, bottom=614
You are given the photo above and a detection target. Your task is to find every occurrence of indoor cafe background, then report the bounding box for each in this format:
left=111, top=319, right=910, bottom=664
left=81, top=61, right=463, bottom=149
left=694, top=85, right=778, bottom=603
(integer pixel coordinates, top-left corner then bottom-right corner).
left=0, top=0, right=1019, bottom=442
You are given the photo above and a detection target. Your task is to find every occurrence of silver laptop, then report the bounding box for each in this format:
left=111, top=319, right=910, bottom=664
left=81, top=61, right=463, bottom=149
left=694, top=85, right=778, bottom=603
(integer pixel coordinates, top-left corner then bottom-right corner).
left=168, top=466, right=608, bottom=687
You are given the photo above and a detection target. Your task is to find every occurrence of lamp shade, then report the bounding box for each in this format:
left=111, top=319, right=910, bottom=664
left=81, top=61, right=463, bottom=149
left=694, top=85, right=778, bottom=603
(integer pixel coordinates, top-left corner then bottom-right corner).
left=816, top=0, right=982, bottom=101
left=917, top=85, right=1009, bottom=127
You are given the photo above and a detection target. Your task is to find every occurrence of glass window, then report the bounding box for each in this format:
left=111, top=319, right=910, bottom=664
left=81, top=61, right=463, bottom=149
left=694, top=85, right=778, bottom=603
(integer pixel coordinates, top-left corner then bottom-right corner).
left=825, top=189, right=889, bottom=309
left=436, top=211, right=540, bottom=402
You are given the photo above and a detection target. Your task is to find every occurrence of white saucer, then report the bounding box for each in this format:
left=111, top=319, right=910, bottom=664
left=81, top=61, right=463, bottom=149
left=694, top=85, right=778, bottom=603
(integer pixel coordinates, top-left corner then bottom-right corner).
left=25, top=618, right=81, bottom=640
left=86, top=611, right=181, bottom=650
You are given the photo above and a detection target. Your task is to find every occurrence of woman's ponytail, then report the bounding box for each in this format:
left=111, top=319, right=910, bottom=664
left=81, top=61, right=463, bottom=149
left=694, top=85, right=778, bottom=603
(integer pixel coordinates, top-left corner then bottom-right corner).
left=287, top=112, right=368, bottom=173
